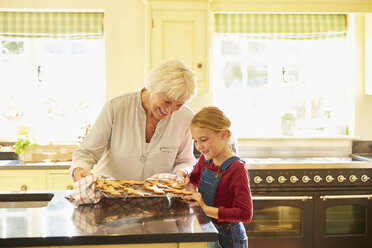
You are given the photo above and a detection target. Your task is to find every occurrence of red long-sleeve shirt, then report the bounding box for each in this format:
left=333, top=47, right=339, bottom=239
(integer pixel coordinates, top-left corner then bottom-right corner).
left=189, top=155, right=253, bottom=225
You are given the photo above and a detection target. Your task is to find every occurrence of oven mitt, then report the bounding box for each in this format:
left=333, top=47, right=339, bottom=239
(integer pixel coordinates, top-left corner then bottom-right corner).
left=146, top=173, right=185, bottom=183
left=65, top=174, right=114, bottom=205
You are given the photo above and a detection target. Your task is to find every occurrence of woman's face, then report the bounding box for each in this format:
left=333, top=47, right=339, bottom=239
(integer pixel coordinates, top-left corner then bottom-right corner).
left=191, top=125, right=227, bottom=161
left=150, top=93, right=184, bottom=120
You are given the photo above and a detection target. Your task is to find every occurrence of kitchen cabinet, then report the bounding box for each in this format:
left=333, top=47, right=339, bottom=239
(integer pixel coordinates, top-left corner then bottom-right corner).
left=0, top=170, right=47, bottom=191
left=47, top=169, right=74, bottom=190
left=0, top=168, right=73, bottom=190
left=150, top=0, right=209, bottom=93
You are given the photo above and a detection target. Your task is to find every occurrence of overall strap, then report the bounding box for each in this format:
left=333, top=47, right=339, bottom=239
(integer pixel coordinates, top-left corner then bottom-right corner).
left=219, top=156, right=242, bottom=172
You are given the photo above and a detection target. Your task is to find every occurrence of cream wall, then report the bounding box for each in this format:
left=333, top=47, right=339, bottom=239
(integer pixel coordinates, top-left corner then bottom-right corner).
left=354, top=14, right=372, bottom=140
left=0, top=0, right=147, bottom=100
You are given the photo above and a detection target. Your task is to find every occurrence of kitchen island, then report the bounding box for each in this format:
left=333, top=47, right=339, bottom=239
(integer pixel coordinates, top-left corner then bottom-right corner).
left=0, top=190, right=218, bottom=247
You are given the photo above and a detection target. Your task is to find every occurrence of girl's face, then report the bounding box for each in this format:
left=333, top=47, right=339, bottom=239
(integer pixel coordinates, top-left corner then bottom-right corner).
left=150, top=93, right=184, bottom=120
left=191, top=125, right=228, bottom=161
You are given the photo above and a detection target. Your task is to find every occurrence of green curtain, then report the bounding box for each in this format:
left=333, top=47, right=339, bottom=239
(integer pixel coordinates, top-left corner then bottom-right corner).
left=214, top=14, right=347, bottom=39
left=0, top=12, right=104, bottom=39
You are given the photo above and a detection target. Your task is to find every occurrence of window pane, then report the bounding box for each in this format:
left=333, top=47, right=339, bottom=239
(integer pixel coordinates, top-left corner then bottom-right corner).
left=0, top=39, right=105, bottom=142
left=222, top=62, right=242, bottom=87
left=213, top=36, right=351, bottom=137
left=1, top=41, right=24, bottom=54
left=247, top=62, right=267, bottom=86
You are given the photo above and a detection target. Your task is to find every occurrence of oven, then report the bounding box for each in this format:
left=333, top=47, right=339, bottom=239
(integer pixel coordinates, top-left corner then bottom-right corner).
left=314, top=189, right=372, bottom=247
left=246, top=191, right=314, bottom=248
left=244, top=162, right=372, bottom=248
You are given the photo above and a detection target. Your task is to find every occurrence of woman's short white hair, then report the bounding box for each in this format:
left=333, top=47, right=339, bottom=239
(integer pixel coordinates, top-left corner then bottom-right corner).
left=145, top=59, right=197, bottom=102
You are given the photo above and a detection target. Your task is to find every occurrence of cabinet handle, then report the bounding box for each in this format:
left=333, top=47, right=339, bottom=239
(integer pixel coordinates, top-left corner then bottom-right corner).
left=197, top=63, right=203, bottom=69
left=66, top=185, right=74, bottom=190
left=20, top=184, right=28, bottom=191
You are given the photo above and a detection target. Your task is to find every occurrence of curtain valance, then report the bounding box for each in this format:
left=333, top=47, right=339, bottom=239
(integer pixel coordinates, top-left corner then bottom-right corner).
left=0, top=12, right=104, bottom=39
left=214, top=14, right=347, bottom=39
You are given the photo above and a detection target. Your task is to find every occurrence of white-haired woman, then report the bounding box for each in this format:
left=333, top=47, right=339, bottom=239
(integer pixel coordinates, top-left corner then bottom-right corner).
left=70, top=59, right=197, bottom=181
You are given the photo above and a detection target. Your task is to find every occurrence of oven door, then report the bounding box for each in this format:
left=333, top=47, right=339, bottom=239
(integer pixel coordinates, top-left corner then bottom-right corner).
left=245, top=191, right=314, bottom=248
left=314, top=190, right=372, bottom=248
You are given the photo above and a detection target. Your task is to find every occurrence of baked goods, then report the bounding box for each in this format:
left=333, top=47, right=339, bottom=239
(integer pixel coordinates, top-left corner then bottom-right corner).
left=96, top=178, right=194, bottom=198
left=116, top=179, right=144, bottom=186
left=122, top=187, right=151, bottom=197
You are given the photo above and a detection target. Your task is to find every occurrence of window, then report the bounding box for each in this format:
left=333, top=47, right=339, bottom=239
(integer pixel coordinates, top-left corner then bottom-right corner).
left=0, top=12, right=105, bottom=143
left=213, top=14, right=352, bottom=137
left=0, top=39, right=104, bottom=142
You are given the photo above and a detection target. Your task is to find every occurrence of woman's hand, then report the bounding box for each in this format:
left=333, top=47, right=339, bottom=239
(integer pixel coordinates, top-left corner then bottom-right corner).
left=73, top=167, right=93, bottom=182
left=174, top=169, right=187, bottom=178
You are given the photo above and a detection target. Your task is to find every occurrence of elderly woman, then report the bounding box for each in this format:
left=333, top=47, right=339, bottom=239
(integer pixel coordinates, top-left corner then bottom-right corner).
left=70, top=59, right=197, bottom=181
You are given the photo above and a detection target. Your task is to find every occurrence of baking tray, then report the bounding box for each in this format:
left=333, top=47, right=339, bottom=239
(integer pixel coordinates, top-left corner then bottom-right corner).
left=97, top=179, right=195, bottom=199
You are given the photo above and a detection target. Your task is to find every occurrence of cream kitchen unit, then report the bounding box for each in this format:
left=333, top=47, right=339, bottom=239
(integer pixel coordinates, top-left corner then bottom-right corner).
left=149, top=0, right=209, bottom=93
left=0, top=166, right=73, bottom=191
left=47, top=169, right=74, bottom=190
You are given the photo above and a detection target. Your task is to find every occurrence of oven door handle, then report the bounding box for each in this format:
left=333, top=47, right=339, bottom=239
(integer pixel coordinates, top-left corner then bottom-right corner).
left=252, top=196, right=313, bottom=202
left=320, top=194, right=372, bottom=201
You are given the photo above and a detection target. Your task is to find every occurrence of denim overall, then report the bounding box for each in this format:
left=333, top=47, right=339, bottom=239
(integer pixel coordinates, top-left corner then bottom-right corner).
left=198, top=156, right=248, bottom=248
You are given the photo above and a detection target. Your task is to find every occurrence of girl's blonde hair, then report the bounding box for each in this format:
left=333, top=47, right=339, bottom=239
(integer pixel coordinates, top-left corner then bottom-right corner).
left=191, top=106, right=237, bottom=154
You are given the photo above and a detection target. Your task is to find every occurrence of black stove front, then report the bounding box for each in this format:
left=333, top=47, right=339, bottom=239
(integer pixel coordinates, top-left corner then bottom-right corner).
left=245, top=163, right=372, bottom=248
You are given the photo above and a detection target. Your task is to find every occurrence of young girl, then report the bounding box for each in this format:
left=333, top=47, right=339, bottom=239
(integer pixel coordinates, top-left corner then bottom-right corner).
left=185, top=106, right=253, bottom=248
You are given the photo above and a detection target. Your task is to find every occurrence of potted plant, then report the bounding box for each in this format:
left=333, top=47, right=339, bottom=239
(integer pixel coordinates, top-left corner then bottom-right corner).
left=14, top=136, right=38, bottom=162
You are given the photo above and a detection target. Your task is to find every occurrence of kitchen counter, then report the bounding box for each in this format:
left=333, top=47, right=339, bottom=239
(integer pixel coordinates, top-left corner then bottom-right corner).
left=0, top=160, right=71, bottom=169
left=0, top=190, right=218, bottom=247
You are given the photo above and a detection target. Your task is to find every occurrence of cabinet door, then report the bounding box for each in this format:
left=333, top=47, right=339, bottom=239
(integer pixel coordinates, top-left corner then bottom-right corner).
left=151, top=9, right=208, bottom=93
left=0, top=170, right=47, bottom=191
left=47, top=170, right=74, bottom=190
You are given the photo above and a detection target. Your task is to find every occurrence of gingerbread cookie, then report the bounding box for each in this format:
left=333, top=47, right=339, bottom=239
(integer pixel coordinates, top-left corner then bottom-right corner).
left=123, top=187, right=151, bottom=197
left=116, top=179, right=144, bottom=186
left=144, top=185, right=165, bottom=194
left=101, top=185, right=124, bottom=196
left=145, top=179, right=160, bottom=185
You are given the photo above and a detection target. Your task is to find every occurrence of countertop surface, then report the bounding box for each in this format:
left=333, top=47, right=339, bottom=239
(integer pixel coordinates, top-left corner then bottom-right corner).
left=0, top=160, right=71, bottom=169
left=0, top=190, right=218, bottom=247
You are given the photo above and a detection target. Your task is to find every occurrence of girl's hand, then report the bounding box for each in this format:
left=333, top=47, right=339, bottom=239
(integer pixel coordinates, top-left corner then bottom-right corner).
left=184, top=175, right=196, bottom=191
left=185, top=192, right=204, bottom=206
left=185, top=193, right=218, bottom=219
